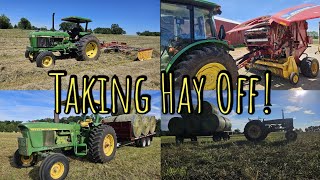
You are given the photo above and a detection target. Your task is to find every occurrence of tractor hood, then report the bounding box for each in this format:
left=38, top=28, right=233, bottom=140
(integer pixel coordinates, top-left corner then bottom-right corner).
left=18, top=122, right=78, bottom=131
left=271, top=4, right=320, bottom=26
left=29, top=31, right=69, bottom=38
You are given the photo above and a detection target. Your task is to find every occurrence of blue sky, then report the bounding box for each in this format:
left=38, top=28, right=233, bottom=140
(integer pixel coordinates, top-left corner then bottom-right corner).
left=0, top=0, right=160, bottom=35
left=0, top=90, right=161, bottom=121
left=215, top=0, right=319, bottom=31
left=162, top=90, right=320, bottom=131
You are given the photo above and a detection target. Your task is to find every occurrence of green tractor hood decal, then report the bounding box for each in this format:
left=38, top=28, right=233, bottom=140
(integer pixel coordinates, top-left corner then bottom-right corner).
left=165, top=39, right=233, bottom=72
left=18, top=122, right=78, bottom=131
left=29, top=31, right=69, bottom=38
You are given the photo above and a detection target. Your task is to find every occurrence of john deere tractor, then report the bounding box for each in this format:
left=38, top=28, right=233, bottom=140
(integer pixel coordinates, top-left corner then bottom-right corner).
left=161, top=0, right=238, bottom=90
left=25, top=13, right=101, bottom=68
left=13, top=100, right=116, bottom=180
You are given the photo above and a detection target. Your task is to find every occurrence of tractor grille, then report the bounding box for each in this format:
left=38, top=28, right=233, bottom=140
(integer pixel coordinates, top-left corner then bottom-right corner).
left=43, top=131, right=55, bottom=146
left=37, top=37, right=55, bottom=47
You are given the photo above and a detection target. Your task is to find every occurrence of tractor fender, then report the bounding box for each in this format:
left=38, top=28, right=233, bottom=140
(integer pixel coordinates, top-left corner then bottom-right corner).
left=165, top=39, right=233, bottom=72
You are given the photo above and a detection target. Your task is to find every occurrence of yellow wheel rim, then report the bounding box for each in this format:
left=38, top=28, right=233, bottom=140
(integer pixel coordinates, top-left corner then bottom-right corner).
left=29, top=52, right=33, bottom=59
left=50, top=162, right=65, bottom=179
left=196, top=63, right=227, bottom=90
left=42, top=56, right=53, bottom=67
left=103, top=134, right=114, bottom=156
left=85, top=42, right=98, bottom=58
left=20, top=155, right=33, bottom=165
left=311, top=61, right=318, bottom=75
left=248, top=125, right=262, bottom=139
left=293, top=74, right=299, bottom=84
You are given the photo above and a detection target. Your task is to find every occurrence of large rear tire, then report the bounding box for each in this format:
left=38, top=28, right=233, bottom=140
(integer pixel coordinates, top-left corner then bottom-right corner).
left=39, top=153, right=69, bottom=180
left=300, top=57, right=319, bottom=78
left=285, top=130, right=297, bottom=142
left=76, top=35, right=101, bottom=61
left=244, top=120, right=267, bottom=142
left=173, top=46, right=238, bottom=90
left=87, top=125, right=117, bottom=163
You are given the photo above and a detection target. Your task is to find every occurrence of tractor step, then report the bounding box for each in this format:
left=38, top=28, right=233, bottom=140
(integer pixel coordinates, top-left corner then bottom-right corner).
left=74, top=143, right=87, bottom=156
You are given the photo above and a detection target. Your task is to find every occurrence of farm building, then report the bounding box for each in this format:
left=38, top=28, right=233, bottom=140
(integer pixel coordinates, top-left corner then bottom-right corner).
left=215, top=16, right=244, bottom=46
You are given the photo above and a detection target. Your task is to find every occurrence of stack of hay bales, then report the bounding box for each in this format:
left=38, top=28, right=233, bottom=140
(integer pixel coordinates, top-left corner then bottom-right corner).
left=102, top=99, right=156, bottom=138
left=168, top=101, right=232, bottom=136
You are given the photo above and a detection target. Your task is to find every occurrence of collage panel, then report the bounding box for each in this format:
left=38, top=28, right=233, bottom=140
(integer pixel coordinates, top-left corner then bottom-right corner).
left=161, top=90, right=320, bottom=179
left=0, top=90, right=161, bottom=179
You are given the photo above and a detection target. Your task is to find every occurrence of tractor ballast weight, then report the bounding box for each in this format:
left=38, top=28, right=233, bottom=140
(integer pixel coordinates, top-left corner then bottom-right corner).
left=229, top=4, right=320, bottom=85
left=161, top=0, right=238, bottom=90
left=25, top=13, right=101, bottom=68
left=244, top=111, right=297, bottom=142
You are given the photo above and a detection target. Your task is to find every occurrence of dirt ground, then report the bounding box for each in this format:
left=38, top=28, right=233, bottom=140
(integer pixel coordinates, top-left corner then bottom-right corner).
left=0, top=29, right=160, bottom=90
left=230, top=44, right=320, bottom=90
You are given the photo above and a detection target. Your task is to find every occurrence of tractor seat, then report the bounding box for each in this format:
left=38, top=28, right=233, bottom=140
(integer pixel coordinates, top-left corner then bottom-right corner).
left=80, top=119, right=93, bottom=127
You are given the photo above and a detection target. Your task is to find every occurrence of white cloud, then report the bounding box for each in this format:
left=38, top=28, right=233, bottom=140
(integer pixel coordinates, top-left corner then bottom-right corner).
left=304, top=110, right=315, bottom=115
left=284, top=106, right=302, bottom=113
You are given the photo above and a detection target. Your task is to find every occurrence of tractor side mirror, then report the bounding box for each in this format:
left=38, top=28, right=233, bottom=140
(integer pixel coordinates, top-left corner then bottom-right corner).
left=218, top=25, right=226, bottom=40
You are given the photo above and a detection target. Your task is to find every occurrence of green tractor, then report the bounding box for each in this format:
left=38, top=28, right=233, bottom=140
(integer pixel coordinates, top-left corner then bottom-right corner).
left=25, top=13, right=101, bottom=68
left=13, top=100, right=116, bottom=180
left=161, top=0, right=238, bottom=89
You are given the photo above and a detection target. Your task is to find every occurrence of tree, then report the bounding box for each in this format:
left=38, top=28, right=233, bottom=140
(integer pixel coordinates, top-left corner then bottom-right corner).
left=111, top=24, right=126, bottom=34
left=0, top=14, right=12, bottom=29
left=137, top=31, right=160, bottom=36
left=59, top=22, right=75, bottom=31
left=18, top=18, right=32, bottom=30
left=13, top=24, right=17, bottom=29
left=234, top=128, right=241, bottom=134
left=308, top=31, right=318, bottom=39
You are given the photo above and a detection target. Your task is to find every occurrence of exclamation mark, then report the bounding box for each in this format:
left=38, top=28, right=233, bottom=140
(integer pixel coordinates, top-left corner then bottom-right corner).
left=263, top=71, right=271, bottom=115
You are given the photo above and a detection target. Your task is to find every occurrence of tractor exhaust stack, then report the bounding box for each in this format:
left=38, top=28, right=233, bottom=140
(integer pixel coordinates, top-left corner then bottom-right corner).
left=52, top=13, right=55, bottom=31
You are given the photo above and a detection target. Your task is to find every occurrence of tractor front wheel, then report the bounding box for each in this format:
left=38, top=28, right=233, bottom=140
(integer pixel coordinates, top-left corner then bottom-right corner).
left=88, top=125, right=117, bottom=163
left=289, top=72, right=299, bottom=85
left=173, top=46, right=238, bottom=90
left=39, top=153, right=69, bottom=180
left=25, top=50, right=36, bottom=62
left=300, top=57, right=319, bottom=78
left=76, top=35, right=101, bottom=61
left=13, top=149, right=38, bottom=168
left=244, top=120, right=267, bottom=142
left=36, top=51, right=56, bottom=68
left=285, top=130, right=297, bottom=142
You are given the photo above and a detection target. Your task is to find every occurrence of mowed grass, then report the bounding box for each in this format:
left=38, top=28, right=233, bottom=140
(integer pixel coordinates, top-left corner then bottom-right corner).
left=161, top=132, right=320, bottom=179
left=0, top=132, right=160, bottom=180
left=0, top=29, right=160, bottom=90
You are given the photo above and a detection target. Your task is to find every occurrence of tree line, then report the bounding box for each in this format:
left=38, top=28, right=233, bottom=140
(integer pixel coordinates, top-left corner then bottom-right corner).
left=0, top=14, right=159, bottom=36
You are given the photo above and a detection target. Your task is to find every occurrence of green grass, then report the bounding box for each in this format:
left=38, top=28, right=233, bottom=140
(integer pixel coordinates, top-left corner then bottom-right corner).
left=0, top=132, right=160, bottom=180
left=161, top=132, right=320, bottom=179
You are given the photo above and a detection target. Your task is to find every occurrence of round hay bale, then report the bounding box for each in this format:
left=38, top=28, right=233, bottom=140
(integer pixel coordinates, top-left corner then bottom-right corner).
left=141, top=116, right=151, bottom=135
left=197, top=101, right=219, bottom=116
left=149, top=116, right=156, bottom=133
left=111, top=99, right=136, bottom=116
left=185, top=116, right=201, bottom=135
left=168, top=117, right=185, bottom=135
left=115, top=114, right=142, bottom=137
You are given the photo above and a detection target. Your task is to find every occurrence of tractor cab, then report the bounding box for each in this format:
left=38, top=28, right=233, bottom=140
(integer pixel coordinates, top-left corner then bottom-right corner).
left=161, top=0, right=222, bottom=57
left=61, top=16, right=92, bottom=40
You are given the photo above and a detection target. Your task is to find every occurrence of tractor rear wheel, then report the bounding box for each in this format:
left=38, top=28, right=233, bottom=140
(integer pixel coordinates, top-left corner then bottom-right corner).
left=285, top=130, right=297, bottom=142
left=76, top=35, right=101, bottom=61
left=39, top=153, right=69, bottom=180
left=36, top=51, right=56, bottom=68
left=88, top=125, right=117, bottom=163
left=174, top=46, right=238, bottom=90
left=13, top=149, right=38, bottom=168
left=300, top=57, right=319, bottom=78
left=244, top=120, right=267, bottom=142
